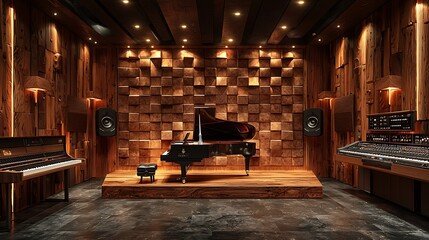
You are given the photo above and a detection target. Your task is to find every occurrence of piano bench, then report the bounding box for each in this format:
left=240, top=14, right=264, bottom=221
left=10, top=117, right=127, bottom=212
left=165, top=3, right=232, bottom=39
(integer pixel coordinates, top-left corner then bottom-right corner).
left=137, top=163, right=157, bottom=183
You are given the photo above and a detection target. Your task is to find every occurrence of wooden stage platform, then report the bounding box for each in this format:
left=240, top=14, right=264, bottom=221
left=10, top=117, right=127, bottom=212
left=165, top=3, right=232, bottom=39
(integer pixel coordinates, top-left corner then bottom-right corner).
left=102, top=169, right=323, bottom=199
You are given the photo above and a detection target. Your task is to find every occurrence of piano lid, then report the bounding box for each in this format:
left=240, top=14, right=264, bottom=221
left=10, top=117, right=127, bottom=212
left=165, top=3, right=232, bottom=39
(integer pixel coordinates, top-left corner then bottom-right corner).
left=192, top=107, right=256, bottom=141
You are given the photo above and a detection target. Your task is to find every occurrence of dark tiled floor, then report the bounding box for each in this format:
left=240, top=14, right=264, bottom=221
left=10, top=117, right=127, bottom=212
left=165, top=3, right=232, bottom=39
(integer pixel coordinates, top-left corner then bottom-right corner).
left=1, top=178, right=429, bottom=239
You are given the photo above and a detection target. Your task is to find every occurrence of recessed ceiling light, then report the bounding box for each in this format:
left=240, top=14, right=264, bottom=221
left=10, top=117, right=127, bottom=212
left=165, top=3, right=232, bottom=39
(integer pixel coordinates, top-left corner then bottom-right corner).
left=94, top=41, right=98, bottom=44
left=122, top=0, right=129, bottom=4
left=281, top=25, right=287, bottom=29
left=181, top=25, right=187, bottom=29
left=297, top=1, right=305, bottom=5
left=228, top=39, right=233, bottom=42
left=318, top=38, right=322, bottom=42
left=259, top=45, right=262, bottom=48
left=292, top=45, right=296, bottom=48
left=225, top=45, right=228, bottom=48
left=234, top=12, right=241, bottom=16
left=134, top=25, right=140, bottom=29
left=312, top=32, right=316, bottom=36
left=183, top=39, right=188, bottom=42
left=53, top=12, right=58, bottom=16
left=182, top=45, right=185, bottom=48
left=88, top=37, right=92, bottom=41
left=127, top=45, right=130, bottom=48
left=151, top=45, right=154, bottom=48
left=337, top=24, right=341, bottom=28
left=146, top=39, right=151, bottom=42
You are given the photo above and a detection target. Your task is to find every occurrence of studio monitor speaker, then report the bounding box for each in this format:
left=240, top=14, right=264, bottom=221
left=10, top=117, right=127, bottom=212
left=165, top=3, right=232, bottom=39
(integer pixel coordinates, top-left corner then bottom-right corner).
left=96, top=108, right=117, bottom=137
left=303, top=108, right=323, bottom=136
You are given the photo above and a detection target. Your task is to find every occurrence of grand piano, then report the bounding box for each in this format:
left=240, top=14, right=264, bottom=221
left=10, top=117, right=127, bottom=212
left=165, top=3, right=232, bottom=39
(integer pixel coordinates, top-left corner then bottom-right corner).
left=0, top=136, right=82, bottom=230
left=161, top=107, right=257, bottom=183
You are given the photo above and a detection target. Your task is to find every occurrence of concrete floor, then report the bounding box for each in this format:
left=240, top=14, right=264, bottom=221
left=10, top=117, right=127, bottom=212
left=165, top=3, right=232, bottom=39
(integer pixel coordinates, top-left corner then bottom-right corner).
left=1, top=178, right=429, bottom=239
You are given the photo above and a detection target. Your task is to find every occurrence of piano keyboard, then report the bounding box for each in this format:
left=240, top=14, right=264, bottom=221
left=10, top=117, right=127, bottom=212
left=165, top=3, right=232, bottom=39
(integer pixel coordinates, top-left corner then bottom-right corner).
left=22, top=159, right=82, bottom=177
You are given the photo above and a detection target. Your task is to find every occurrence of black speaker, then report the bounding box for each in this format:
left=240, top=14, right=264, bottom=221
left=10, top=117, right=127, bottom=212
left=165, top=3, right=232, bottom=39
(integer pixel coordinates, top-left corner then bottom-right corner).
left=303, top=108, right=323, bottom=136
left=96, top=108, right=117, bottom=137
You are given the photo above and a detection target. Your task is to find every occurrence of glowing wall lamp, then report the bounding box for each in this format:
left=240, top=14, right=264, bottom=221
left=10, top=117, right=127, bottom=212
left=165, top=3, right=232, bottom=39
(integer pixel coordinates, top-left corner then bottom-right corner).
left=25, top=76, right=52, bottom=103
left=376, top=75, right=401, bottom=105
left=317, top=91, right=334, bottom=100
left=86, top=91, right=102, bottom=101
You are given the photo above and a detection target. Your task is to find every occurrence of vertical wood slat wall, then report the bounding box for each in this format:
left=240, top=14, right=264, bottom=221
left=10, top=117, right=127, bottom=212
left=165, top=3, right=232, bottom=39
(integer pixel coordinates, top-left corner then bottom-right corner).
left=116, top=48, right=305, bottom=170
left=307, top=0, right=429, bottom=184
left=0, top=0, right=116, bottom=215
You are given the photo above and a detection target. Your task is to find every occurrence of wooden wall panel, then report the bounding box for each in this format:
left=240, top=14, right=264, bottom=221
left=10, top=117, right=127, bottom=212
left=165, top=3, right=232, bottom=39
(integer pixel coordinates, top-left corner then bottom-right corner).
left=0, top=0, right=110, bottom=217
left=308, top=0, right=429, bottom=184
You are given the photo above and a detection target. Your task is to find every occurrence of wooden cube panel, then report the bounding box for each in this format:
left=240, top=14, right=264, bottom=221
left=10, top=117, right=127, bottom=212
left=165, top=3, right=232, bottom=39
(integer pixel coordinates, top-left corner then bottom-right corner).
left=117, top=46, right=305, bottom=168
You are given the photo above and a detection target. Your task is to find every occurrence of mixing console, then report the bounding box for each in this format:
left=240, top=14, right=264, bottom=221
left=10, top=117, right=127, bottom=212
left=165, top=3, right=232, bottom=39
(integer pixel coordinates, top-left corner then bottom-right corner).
left=337, top=141, right=429, bottom=169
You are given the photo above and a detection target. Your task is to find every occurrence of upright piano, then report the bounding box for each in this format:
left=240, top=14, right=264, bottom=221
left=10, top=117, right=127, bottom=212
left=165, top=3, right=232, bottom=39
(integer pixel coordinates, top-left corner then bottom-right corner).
left=0, top=136, right=82, bottom=230
left=161, top=107, right=257, bottom=183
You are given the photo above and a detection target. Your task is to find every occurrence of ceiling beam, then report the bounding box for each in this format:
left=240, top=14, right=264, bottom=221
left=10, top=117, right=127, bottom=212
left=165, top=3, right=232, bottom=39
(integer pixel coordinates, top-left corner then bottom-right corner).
left=245, top=0, right=290, bottom=45
left=138, top=0, right=174, bottom=44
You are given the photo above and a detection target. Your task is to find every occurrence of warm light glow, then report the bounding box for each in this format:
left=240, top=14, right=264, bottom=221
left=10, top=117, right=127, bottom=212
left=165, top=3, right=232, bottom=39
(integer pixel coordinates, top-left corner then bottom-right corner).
left=181, top=25, right=187, bottom=29
left=182, top=45, right=185, bottom=48
left=183, top=39, right=188, bottom=42
left=88, top=37, right=92, bottom=41
left=234, top=12, right=241, bottom=16
left=297, top=1, right=305, bottom=5
left=281, top=25, right=287, bottom=29
left=318, top=38, right=322, bottom=42
left=292, top=45, right=296, bottom=48
left=146, top=39, right=151, bottom=42
left=127, top=45, right=130, bottom=48
left=337, top=25, right=340, bottom=28
left=225, top=45, right=228, bottom=48
left=54, top=12, right=58, bottom=16
left=228, top=38, right=233, bottom=42
left=151, top=45, right=154, bottom=48
left=259, top=45, right=262, bottom=48
left=123, top=0, right=129, bottom=4
left=94, top=41, right=98, bottom=44
left=10, top=7, right=14, bottom=136
left=387, top=88, right=400, bottom=105
left=134, top=24, right=140, bottom=29
left=383, top=87, right=400, bottom=91
left=416, top=2, right=423, bottom=119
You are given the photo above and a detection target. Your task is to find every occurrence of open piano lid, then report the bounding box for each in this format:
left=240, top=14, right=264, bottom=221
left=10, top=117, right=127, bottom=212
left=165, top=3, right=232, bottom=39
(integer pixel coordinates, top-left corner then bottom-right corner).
left=193, top=107, right=256, bottom=141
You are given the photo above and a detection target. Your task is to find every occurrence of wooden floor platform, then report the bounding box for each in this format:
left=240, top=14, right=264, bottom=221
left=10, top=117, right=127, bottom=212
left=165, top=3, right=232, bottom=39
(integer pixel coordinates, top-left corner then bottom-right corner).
left=102, top=169, right=323, bottom=199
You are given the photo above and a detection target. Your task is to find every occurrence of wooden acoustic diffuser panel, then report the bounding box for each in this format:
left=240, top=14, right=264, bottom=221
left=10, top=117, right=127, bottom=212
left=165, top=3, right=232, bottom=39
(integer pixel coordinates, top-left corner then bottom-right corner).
left=117, top=47, right=305, bottom=170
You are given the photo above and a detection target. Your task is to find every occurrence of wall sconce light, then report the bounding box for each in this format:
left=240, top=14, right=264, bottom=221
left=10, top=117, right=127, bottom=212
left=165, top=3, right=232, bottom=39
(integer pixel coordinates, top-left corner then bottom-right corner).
left=25, top=76, right=52, bottom=103
left=86, top=91, right=102, bottom=101
left=317, top=91, right=334, bottom=100
left=376, top=75, right=401, bottom=105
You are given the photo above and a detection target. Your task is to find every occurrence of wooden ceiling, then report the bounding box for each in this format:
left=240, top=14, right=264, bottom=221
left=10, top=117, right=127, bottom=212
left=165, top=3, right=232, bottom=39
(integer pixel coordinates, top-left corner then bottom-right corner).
left=33, top=0, right=389, bottom=46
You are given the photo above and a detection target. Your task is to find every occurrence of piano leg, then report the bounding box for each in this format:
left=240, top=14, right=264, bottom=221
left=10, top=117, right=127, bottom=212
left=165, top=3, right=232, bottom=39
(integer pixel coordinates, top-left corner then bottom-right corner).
left=244, top=156, right=251, bottom=176
left=6, top=183, right=13, bottom=231
left=64, top=169, right=69, bottom=201
left=180, top=164, right=187, bottom=184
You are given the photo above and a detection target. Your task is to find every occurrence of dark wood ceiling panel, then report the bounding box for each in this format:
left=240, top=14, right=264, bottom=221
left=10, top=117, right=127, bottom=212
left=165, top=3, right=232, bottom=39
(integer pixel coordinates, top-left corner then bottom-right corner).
left=268, top=0, right=321, bottom=44
left=98, top=0, right=156, bottom=45
left=308, top=0, right=390, bottom=44
left=61, top=0, right=134, bottom=45
left=245, top=0, right=290, bottom=45
left=38, top=0, right=391, bottom=46
left=286, top=0, right=349, bottom=39
left=157, top=0, right=201, bottom=45
left=221, top=0, right=252, bottom=45
left=197, top=0, right=225, bottom=44
left=137, top=0, right=174, bottom=44
left=31, top=0, right=99, bottom=43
